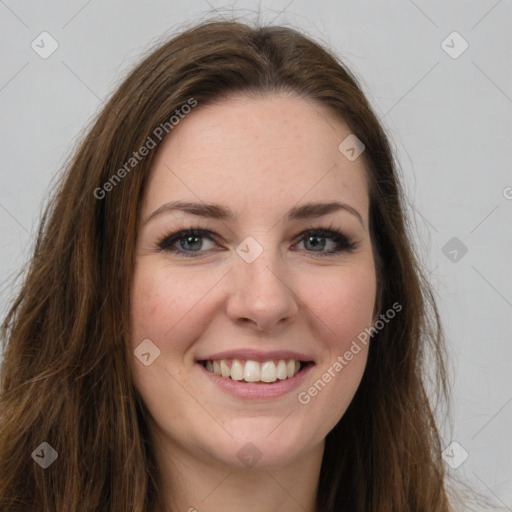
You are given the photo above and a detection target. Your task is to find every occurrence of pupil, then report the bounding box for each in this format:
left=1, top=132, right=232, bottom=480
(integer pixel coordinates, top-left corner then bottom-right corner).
left=307, top=236, right=325, bottom=251
left=182, top=236, right=201, bottom=251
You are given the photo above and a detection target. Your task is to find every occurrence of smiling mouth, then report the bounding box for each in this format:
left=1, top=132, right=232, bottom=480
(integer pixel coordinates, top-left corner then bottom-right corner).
left=198, top=358, right=314, bottom=384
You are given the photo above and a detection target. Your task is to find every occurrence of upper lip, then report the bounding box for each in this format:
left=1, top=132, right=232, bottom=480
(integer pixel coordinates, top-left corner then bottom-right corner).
left=196, top=348, right=315, bottom=363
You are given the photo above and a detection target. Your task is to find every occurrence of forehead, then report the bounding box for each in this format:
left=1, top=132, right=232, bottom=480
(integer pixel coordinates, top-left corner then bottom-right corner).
left=143, top=93, right=369, bottom=224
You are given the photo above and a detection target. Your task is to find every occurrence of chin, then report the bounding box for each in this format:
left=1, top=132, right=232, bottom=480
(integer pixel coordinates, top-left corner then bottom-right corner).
left=191, top=414, right=324, bottom=470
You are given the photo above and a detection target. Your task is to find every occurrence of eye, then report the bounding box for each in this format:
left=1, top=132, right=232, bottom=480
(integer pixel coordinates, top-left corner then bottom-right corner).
left=158, top=229, right=217, bottom=257
left=157, top=227, right=356, bottom=258
left=294, top=228, right=355, bottom=256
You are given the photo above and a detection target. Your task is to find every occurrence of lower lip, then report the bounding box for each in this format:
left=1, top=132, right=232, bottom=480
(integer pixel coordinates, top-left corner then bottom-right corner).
left=197, top=363, right=314, bottom=400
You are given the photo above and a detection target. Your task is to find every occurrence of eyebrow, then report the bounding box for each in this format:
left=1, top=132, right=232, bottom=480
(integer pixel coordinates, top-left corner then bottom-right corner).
left=144, top=200, right=365, bottom=228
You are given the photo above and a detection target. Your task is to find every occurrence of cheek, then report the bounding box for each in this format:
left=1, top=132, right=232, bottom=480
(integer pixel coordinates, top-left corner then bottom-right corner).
left=129, top=261, right=226, bottom=360
left=293, top=263, right=376, bottom=426
left=129, top=262, right=217, bottom=426
left=297, top=262, right=377, bottom=352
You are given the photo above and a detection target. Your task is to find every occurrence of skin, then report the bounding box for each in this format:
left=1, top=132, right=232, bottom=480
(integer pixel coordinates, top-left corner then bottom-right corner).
left=130, top=92, right=379, bottom=512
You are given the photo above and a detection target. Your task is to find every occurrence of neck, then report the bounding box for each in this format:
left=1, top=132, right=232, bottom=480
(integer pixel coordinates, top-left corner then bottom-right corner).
left=149, top=424, right=324, bottom=512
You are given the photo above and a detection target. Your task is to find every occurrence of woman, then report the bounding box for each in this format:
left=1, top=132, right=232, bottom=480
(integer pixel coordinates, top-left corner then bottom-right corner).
left=0, top=19, right=453, bottom=511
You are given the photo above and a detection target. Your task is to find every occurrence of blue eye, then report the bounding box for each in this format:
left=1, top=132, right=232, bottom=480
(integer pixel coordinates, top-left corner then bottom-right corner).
left=295, top=229, right=354, bottom=254
left=158, top=228, right=355, bottom=258
left=158, top=229, right=216, bottom=256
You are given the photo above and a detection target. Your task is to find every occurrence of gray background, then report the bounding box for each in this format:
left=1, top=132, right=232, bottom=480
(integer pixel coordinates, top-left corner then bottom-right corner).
left=1, top=0, right=511, bottom=508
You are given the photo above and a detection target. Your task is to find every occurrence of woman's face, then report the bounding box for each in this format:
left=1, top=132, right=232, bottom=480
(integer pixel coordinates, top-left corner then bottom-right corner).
left=130, top=93, right=378, bottom=470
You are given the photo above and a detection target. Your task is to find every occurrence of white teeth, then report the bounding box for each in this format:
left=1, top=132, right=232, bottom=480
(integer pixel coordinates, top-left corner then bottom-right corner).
left=203, top=358, right=305, bottom=383
left=230, top=359, right=244, bottom=381
left=286, top=360, right=295, bottom=378
left=220, top=360, right=230, bottom=378
left=243, top=360, right=260, bottom=382
left=276, top=360, right=288, bottom=380
left=260, top=361, right=277, bottom=382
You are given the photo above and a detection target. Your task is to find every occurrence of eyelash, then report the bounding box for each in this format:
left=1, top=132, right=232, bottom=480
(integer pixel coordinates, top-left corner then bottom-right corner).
left=157, top=222, right=356, bottom=258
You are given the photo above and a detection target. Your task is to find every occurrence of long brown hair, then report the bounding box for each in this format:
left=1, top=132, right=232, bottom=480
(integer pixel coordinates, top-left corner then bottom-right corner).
left=1, top=19, right=452, bottom=511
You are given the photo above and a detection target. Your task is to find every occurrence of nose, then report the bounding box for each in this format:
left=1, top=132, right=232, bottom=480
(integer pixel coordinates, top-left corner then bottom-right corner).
left=225, top=245, right=299, bottom=333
